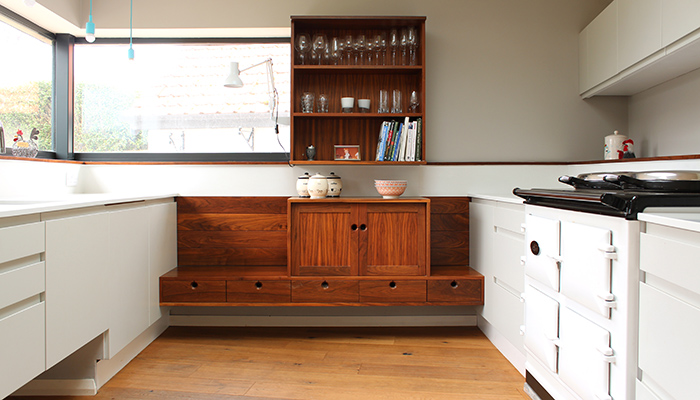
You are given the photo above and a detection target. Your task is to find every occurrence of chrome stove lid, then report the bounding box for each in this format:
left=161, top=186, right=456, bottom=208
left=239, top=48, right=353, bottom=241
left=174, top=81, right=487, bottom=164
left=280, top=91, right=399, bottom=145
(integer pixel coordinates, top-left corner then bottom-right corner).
left=559, top=170, right=700, bottom=192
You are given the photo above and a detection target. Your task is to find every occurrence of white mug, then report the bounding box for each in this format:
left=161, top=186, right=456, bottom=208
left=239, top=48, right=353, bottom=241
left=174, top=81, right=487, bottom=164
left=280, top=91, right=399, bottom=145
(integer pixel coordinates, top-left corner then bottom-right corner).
left=341, top=97, right=355, bottom=113
left=358, top=99, right=371, bottom=112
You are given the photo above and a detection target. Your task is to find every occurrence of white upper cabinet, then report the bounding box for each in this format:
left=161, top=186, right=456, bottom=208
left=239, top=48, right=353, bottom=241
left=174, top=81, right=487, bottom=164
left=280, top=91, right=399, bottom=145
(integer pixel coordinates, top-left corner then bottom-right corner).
left=617, top=0, right=662, bottom=72
left=580, top=0, right=700, bottom=97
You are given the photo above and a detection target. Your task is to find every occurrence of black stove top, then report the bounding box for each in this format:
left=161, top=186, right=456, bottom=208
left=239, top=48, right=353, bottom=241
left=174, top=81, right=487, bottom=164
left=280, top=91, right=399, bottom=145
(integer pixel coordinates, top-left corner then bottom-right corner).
left=513, top=187, right=700, bottom=220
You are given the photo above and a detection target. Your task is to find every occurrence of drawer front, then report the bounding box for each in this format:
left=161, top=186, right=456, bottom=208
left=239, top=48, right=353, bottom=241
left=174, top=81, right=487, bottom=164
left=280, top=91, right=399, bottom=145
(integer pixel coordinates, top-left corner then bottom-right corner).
left=0, top=302, right=45, bottom=399
left=0, top=262, right=45, bottom=310
left=227, top=280, right=291, bottom=303
left=0, top=221, right=45, bottom=265
left=427, top=279, right=483, bottom=303
left=359, top=280, right=426, bottom=303
left=640, top=231, right=700, bottom=295
left=161, top=280, right=226, bottom=303
left=291, top=280, right=359, bottom=303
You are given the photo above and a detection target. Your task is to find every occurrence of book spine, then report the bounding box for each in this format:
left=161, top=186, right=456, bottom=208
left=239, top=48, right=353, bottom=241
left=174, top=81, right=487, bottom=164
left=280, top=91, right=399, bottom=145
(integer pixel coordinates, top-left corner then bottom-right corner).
left=415, top=118, right=422, bottom=161
left=376, top=122, right=387, bottom=161
left=392, top=122, right=403, bottom=161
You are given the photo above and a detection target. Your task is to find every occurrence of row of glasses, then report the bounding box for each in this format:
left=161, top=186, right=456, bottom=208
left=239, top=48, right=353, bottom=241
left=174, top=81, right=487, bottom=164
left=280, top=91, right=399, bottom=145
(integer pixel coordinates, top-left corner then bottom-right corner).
left=294, top=27, right=419, bottom=66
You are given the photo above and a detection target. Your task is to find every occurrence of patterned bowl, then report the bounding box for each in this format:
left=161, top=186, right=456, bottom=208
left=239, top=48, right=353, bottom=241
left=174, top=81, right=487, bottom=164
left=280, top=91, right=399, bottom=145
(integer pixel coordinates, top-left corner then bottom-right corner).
left=374, top=180, right=408, bottom=198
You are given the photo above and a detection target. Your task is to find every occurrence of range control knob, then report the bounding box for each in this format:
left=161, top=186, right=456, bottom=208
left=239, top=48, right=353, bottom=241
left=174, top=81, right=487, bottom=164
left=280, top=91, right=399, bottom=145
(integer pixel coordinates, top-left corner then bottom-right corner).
left=530, top=241, right=540, bottom=256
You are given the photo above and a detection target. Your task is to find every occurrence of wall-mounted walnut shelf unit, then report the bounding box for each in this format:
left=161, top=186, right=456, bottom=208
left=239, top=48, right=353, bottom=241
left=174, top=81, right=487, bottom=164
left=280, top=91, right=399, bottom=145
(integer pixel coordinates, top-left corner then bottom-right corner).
left=291, top=16, right=427, bottom=165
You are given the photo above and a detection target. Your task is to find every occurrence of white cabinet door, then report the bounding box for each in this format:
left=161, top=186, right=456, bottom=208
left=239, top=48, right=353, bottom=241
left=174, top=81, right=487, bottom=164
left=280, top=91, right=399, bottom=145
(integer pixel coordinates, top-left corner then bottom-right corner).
left=524, top=214, right=560, bottom=291
left=586, top=1, right=618, bottom=90
left=638, top=282, right=700, bottom=400
left=523, top=284, right=559, bottom=372
left=45, top=212, right=109, bottom=369
left=148, top=202, right=177, bottom=325
left=0, top=302, right=45, bottom=399
left=106, top=206, right=150, bottom=358
left=618, top=0, right=663, bottom=71
left=493, top=205, right=525, bottom=292
left=560, top=222, right=614, bottom=318
left=662, top=0, right=700, bottom=47
left=558, top=307, right=612, bottom=400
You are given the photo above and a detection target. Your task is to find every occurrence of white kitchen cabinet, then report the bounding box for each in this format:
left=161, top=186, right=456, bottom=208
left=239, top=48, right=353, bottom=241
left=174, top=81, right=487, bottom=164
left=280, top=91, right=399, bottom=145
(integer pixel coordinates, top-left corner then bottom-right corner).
left=662, top=0, right=700, bottom=47
left=637, top=222, right=700, bottom=400
left=148, top=202, right=177, bottom=325
left=470, top=199, right=525, bottom=371
left=105, top=205, right=150, bottom=358
left=0, top=217, right=46, bottom=399
left=580, top=1, right=618, bottom=93
left=617, top=0, right=662, bottom=72
left=45, top=210, right=110, bottom=368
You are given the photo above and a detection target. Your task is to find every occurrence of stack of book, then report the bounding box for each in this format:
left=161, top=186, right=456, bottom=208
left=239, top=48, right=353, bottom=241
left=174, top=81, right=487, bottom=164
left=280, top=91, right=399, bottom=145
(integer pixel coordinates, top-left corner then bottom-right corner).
left=374, top=117, right=422, bottom=162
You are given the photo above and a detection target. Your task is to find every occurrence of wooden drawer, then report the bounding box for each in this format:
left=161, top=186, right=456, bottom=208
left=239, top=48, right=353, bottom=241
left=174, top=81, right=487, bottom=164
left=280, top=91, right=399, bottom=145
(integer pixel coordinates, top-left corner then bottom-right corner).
left=161, top=280, right=226, bottom=303
left=0, top=302, right=45, bottom=399
left=0, top=221, right=44, bottom=265
left=291, top=280, right=359, bottom=303
left=427, top=279, right=483, bottom=303
left=359, top=280, right=426, bottom=303
left=227, top=280, right=291, bottom=303
left=0, top=262, right=45, bottom=310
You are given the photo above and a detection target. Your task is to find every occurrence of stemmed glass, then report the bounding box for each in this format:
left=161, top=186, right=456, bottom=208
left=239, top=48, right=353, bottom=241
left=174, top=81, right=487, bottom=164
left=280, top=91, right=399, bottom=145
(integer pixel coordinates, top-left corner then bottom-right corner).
left=374, top=34, right=385, bottom=65
left=312, top=34, right=327, bottom=65
left=388, top=29, right=398, bottom=65
left=409, top=90, right=419, bottom=112
left=407, top=27, right=418, bottom=65
left=400, top=29, right=408, bottom=65
left=329, top=37, right=341, bottom=65
left=354, top=34, right=366, bottom=65
left=295, top=34, right=311, bottom=65
left=365, top=37, right=375, bottom=65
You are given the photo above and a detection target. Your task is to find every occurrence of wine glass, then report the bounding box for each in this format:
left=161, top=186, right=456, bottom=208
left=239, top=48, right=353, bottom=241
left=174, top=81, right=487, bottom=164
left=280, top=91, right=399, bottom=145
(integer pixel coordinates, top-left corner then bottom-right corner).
left=312, top=34, right=327, bottom=65
left=344, top=35, right=354, bottom=64
left=329, top=37, right=341, bottom=65
left=400, top=28, right=408, bottom=65
left=407, top=27, right=418, bottom=65
left=365, top=37, right=375, bottom=65
left=374, top=34, right=385, bottom=65
left=337, top=38, right=346, bottom=65
left=295, top=33, right=311, bottom=65
left=388, top=29, right=398, bottom=65
left=354, top=34, right=366, bottom=65
left=409, top=90, right=419, bottom=112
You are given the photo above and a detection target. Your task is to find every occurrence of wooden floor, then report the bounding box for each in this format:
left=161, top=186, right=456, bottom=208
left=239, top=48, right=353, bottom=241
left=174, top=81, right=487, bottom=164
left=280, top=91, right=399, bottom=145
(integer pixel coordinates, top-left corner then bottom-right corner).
left=13, top=326, right=528, bottom=400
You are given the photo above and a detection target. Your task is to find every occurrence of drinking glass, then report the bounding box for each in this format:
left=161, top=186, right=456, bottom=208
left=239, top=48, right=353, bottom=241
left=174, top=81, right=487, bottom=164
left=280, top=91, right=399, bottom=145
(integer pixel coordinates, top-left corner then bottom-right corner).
left=337, top=39, right=346, bottom=65
left=409, top=90, right=419, bottom=112
left=399, top=29, right=408, bottom=65
left=344, top=35, right=354, bottom=65
left=295, top=34, right=311, bottom=65
left=354, top=34, right=366, bottom=65
left=330, top=37, right=342, bottom=65
left=391, top=90, right=402, bottom=113
left=407, top=27, right=418, bottom=65
left=312, top=34, right=327, bottom=65
left=388, top=29, right=399, bottom=65
left=365, top=38, right=375, bottom=65
left=374, top=34, right=385, bottom=65
left=317, top=94, right=329, bottom=113
left=301, top=92, right=315, bottom=113
left=378, top=90, right=389, bottom=113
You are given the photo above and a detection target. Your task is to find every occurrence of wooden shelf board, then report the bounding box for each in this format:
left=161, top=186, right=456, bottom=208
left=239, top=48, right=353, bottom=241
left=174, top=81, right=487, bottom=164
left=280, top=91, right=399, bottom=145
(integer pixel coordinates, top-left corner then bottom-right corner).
left=290, top=160, right=427, bottom=165
left=161, top=301, right=483, bottom=307
left=292, top=112, right=422, bottom=118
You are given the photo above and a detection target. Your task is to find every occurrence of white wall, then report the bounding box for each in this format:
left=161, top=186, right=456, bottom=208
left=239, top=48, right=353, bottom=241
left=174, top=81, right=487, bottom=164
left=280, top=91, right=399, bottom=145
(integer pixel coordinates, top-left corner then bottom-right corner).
left=628, top=67, right=700, bottom=157
left=5, top=0, right=627, bottom=163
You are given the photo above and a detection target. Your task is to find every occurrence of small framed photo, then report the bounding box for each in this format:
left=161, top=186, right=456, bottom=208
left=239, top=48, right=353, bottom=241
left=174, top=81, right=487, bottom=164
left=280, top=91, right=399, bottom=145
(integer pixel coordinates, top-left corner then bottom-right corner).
left=334, top=145, right=361, bottom=161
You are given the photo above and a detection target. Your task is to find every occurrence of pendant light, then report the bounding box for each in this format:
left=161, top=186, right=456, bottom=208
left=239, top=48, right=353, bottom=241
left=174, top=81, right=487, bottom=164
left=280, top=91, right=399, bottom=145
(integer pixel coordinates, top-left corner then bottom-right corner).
left=127, top=0, right=134, bottom=60
left=85, top=0, right=95, bottom=43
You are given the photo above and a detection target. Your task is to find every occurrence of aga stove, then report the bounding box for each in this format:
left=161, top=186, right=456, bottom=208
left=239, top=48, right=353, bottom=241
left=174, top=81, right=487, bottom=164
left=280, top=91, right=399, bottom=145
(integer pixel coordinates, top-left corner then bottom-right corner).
left=513, top=171, right=700, bottom=400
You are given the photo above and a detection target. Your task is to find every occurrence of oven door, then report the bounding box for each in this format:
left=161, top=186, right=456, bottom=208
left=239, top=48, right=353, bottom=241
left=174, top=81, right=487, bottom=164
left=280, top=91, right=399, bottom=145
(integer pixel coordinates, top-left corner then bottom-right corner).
left=523, top=284, right=559, bottom=373
left=558, top=307, right=613, bottom=400
left=524, top=214, right=561, bottom=291
left=560, top=221, right=615, bottom=318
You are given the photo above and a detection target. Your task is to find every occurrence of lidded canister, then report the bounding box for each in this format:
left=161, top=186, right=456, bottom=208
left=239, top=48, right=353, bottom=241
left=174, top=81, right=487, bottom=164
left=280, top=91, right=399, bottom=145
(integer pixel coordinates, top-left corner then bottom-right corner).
left=296, top=172, right=310, bottom=197
left=327, top=172, right=343, bottom=197
left=604, top=130, right=627, bottom=160
left=307, top=173, right=328, bottom=199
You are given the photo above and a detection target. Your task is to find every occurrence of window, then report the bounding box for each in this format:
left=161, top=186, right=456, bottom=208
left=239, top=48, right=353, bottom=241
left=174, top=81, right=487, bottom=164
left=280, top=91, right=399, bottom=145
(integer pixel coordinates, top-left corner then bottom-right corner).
left=0, top=16, right=53, bottom=153
left=73, top=40, right=290, bottom=159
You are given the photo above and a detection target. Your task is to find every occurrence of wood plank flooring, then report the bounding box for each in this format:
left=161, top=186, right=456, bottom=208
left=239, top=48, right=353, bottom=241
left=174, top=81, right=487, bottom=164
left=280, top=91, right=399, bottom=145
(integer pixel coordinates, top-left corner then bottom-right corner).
left=12, top=326, right=529, bottom=400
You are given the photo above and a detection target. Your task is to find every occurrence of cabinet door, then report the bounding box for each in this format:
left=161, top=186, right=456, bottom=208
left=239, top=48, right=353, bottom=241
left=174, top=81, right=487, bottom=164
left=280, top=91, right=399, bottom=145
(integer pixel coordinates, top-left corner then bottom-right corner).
left=291, top=203, right=358, bottom=276
left=0, top=302, right=45, bottom=399
left=524, top=214, right=560, bottom=291
left=45, top=212, right=110, bottom=368
left=106, top=206, right=150, bottom=358
left=148, top=202, right=177, bottom=325
left=361, top=203, right=427, bottom=276
left=662, top=0, right=700, bottom=47
left=618, top=0, right=662, bottom=71
left=523, top=284, right=559, bottom=372
left=586, top=1, right=618, bottom=90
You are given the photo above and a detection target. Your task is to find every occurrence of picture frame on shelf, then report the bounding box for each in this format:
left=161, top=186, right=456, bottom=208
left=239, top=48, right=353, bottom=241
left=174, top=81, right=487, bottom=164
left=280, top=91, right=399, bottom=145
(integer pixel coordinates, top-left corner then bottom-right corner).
left=334, top=145, right=361, bottom=161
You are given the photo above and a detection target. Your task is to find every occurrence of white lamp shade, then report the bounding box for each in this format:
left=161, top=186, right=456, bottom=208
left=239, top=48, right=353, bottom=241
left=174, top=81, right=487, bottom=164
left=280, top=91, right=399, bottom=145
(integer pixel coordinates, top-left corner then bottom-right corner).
left=224, top=62, right=244, bottom=88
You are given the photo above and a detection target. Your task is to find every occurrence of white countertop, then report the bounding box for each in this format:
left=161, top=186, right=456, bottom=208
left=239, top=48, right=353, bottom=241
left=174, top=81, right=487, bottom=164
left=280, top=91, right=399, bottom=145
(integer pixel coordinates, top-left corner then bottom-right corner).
left=466, top=192, right=525, bottom=205
left=639, top=207, right=700, bottom=233
left=0, top=193, right=178, bottom=219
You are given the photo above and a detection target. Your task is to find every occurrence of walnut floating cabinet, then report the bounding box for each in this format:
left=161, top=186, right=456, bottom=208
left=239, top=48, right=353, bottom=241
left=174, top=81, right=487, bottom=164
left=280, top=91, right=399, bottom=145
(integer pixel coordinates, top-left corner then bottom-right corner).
left=160, top=196, right=483, bottom=307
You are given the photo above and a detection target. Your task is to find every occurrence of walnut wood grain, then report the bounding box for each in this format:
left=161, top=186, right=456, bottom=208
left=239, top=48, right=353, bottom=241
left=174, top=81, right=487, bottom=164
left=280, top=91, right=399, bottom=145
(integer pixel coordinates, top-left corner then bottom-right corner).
left=226, top=280, right=291, bottom=303
left=427, top=279, right=484, bottom=304
left=161, top=280, right=227, bottom=303
left=359, top=280, right=427, bottom=303
left=431, top=231, right=469, bottom=249
left=178, top=248, right=286, bottom=266
left=178, top=214, right=287, bottom=231
left=430, top=213, right=469, bottom=232
left=429, top=197, right=471, bottom=214
left=431, top=248, right=471, bottom=267
left=178, top=231, right=287, bottom=248
left=177, top=196, right=287, bottom=214
left=291, top=280, right=360, bottom=303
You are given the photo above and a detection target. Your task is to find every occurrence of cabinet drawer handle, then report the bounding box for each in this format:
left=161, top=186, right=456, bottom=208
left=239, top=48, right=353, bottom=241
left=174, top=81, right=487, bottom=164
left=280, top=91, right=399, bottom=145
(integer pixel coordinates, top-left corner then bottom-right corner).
left=450, top=280, right=459, bottom=289
left=190, top=281, right=199, bottom=289
left=255, top=281, right=263, bottom=290
left=351, top=224, right=358, bottom=231
left=389, top=281, right=397, bottom=289
left=360, top=224, right=367, bottom=231
left=321, top=281, right=329, bottom=289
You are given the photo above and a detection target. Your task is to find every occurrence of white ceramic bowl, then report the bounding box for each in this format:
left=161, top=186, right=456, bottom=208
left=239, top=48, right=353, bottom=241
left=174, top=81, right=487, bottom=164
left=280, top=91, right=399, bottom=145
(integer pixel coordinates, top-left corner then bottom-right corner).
left=374, top=180, right=407, bottom=198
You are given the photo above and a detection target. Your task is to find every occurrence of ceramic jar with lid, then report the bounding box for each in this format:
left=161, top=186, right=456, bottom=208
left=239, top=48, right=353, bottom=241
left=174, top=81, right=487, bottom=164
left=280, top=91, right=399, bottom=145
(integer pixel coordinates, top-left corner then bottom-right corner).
left=296, top=172, right=310, bottom=197
left=604, top=130, right=627, bottom=160
left=307, top=173, right=328, bottom=199
left=327, top=172, right=343, bottom=197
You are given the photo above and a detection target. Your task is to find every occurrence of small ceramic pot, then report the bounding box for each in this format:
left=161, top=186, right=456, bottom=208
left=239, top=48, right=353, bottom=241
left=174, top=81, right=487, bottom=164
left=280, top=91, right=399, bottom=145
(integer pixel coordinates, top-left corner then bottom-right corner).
left=306, top=145, right=316, bottom=161
left=296, top=172, right=310, bottom=197
left=308, top=173, right=328, bottom=199
left=327, top=172, right=343, bottom=197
